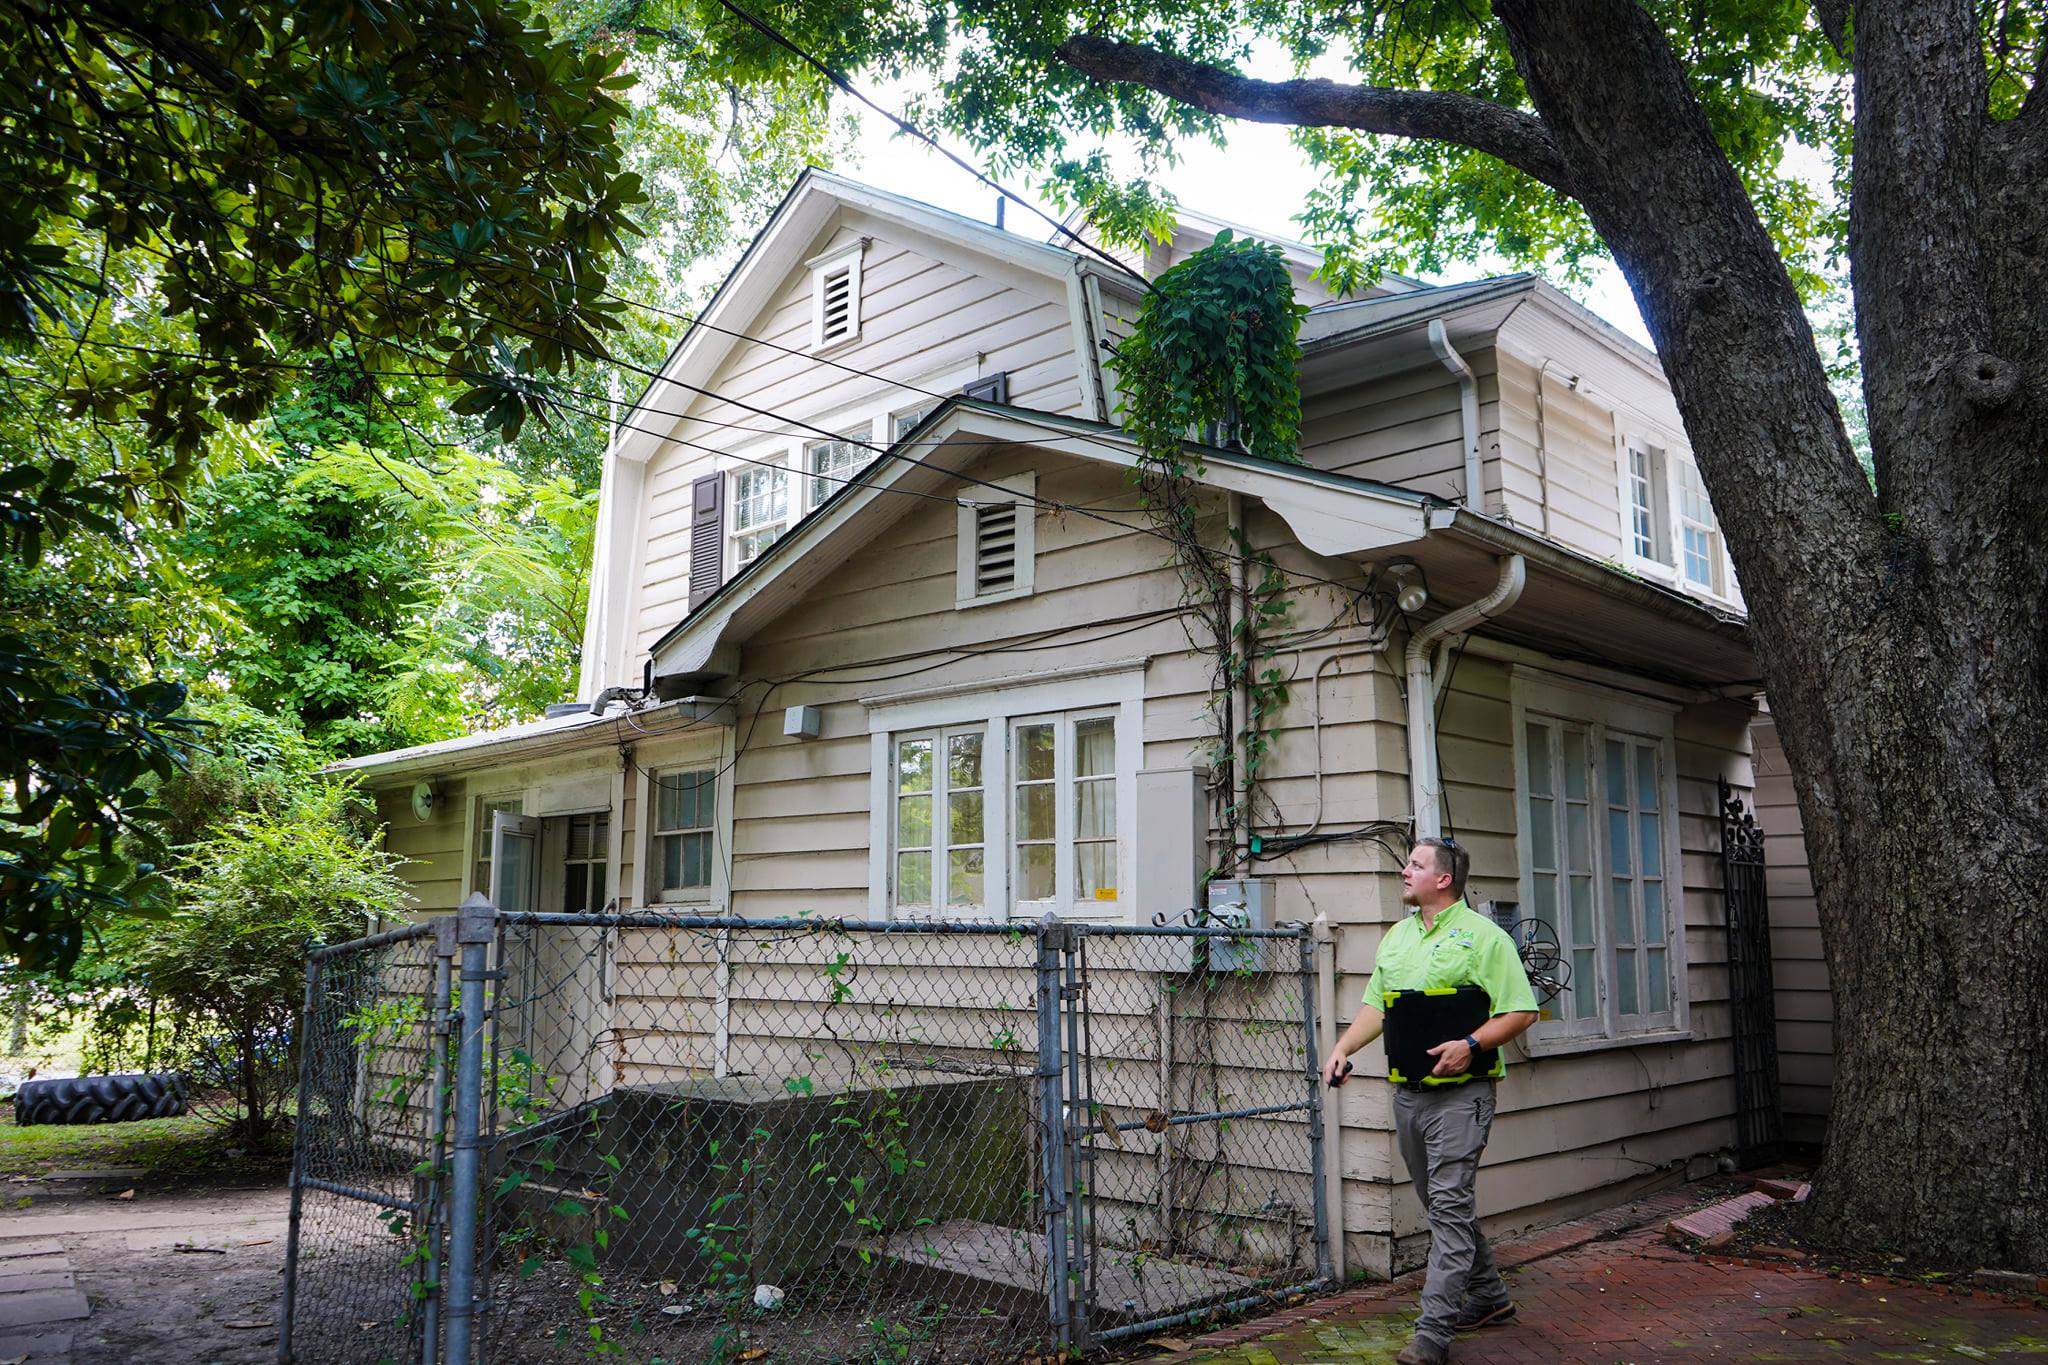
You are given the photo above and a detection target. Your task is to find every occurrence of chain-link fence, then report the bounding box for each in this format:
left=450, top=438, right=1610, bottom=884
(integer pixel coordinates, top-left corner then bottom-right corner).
left=280, top=901, right=1331, bottom=1363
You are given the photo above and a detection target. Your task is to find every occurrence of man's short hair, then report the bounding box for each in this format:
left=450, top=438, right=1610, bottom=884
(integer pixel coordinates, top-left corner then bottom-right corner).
left=1414, top=836, right=1470, bottom=896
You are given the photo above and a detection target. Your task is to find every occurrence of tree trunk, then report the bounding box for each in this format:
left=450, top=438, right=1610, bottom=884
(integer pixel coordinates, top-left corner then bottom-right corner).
left=1491, top=0, right=2048, bottom=1268
left=1058, top=0, right=2048, bottom=1269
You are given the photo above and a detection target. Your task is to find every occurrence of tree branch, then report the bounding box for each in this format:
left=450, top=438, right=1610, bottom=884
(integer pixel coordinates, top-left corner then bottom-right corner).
left=1053, top=34, right=1576, bottom=196
left=1812, top=0, right=1850, bottom=58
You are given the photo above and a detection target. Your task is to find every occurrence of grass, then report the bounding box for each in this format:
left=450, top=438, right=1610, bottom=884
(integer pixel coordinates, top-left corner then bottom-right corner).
left=0, top=1107, right=292, bottom=1184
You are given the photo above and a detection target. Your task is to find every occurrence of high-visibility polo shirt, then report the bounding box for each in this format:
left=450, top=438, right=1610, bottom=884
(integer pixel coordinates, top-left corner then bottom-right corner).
left=1362, top=899, right=1540, bottom=1077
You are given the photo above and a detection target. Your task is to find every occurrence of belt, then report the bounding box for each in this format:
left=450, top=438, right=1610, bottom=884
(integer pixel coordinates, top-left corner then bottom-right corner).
left=1394, top=1076, right=1494, bottom=1094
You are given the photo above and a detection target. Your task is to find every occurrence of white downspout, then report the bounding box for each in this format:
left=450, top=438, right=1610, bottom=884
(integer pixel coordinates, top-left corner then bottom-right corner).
left=1404, top=555, right=1527, bottom=838
left=1429, top=319, right=1484, bottom=509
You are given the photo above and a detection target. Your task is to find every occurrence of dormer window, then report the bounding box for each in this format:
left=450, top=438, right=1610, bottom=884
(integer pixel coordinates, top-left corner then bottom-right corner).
left=957, top=472, right=1036, bottom=607
left=809, top=244, right=864, bottom=350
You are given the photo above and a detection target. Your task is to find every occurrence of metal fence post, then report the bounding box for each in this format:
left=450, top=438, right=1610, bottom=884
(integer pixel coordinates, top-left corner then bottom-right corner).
left=1298, top=928, right=1334, bottom=1284
left=1034, top=916, right=1071, bottom=1350
left=1062, top=925, right=1091, bottom=1349
left=441, top=895, right=496, bottom=1365
left=277, top=949, right=322, bottom=1364
left=420, top=919, right=457, bottom=1365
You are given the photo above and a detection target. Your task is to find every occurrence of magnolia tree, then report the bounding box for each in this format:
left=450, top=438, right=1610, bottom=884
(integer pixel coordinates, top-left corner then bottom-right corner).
left=721, top=0, right=2048, bottom=1265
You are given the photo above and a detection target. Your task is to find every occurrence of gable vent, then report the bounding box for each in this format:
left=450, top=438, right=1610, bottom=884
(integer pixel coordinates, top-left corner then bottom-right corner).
left=818, top=264, right=854, bottom=344
left=973, top=502, right=1019, bottom=594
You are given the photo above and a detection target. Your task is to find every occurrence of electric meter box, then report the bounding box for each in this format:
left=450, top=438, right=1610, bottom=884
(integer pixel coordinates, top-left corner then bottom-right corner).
left=1203, top=878, right=1275, bottom=973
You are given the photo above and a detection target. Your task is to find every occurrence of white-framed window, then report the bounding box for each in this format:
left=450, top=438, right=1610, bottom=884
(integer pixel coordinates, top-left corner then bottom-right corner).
left=867, top=670, right=1142, bottom=920
left=891, top=400, right=941, bottom=442
left=471, top=796, right=523, bottom=894
left=1675, top=460, right=1723, bottom=594
left=562, top=811, right=610, bottom=913
left=807, top=428, right=878, bottom=507
left=650, top=768, right=717, bottom=900
left=730, top=461, right=789, bottom=568
left=890, top=729, right=987, bottom=913
left=956, top=472, right=1036, bottom=607
left=1622, top=439, right=1670, bottom=567
left=1512, top=672, right=1687, bottom=1049
left=809, top=244, right=864, bottom=350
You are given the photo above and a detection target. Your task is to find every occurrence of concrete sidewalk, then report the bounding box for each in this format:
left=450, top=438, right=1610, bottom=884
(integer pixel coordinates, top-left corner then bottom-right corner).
left=1136, top=1187, right=2048, bottom=1364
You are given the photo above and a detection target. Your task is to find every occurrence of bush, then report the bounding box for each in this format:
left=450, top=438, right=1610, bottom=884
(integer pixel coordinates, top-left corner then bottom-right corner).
left=137, top=780, right=409, bottom=1143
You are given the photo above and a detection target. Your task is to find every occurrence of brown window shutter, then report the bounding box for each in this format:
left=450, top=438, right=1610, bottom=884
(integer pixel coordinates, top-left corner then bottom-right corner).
left=688, top=473, right=724, bottom=610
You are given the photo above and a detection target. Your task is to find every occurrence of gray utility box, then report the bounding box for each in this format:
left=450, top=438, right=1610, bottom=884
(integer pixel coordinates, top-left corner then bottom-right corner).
left=491, top=1072, right=1032, bottom=1281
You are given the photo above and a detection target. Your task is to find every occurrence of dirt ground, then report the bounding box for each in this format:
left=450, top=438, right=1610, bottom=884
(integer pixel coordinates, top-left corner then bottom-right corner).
left=0, top=1116, right=291, bottom=1364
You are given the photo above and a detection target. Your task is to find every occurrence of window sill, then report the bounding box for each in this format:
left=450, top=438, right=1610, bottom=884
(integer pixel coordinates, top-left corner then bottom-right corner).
left=955, top=585, right=1034, bottom=611
left=1522, top=1027, right=1692, bottom=1059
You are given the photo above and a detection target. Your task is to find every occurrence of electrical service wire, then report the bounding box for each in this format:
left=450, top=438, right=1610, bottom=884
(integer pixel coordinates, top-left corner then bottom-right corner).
left=14, top=113, right=1394, bottom=605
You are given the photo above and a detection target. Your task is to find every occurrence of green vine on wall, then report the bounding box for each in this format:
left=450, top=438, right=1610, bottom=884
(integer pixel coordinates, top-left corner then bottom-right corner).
left=1115, top=232, right=1308, bottom=868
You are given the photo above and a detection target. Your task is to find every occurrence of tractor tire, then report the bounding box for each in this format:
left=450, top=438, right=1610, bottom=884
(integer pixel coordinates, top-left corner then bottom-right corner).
left=13, top=1073, right=188, bottom=1126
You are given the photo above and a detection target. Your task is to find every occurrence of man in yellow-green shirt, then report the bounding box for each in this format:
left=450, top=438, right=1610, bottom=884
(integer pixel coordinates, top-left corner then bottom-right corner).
left=1323, top=837, right=1539, bottom=1365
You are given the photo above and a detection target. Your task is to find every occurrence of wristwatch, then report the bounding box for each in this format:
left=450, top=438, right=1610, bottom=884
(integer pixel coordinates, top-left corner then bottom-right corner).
left=1463, top=1033, right=1482, bottom=1052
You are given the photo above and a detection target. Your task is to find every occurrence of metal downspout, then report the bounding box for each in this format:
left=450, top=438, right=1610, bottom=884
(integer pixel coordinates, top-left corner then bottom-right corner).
left=1428, top=320, right=1484, bottom=509
left=1227, top=492, right=1252, bottom=865
left=1404, top=555, right=1527, bottom=839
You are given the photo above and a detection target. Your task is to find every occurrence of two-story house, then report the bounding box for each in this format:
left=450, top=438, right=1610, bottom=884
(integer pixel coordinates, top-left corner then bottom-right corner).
left=331, top=168, right=1824, bottom=1276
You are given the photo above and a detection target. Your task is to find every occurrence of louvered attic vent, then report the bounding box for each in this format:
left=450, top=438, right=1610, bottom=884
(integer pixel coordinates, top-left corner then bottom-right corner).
left=818, top=265, right=854, bottom=343
left=974, top=502, right=1019, bottom=594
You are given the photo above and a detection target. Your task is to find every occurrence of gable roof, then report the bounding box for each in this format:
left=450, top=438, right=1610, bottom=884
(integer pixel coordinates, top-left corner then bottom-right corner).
left=646, top=398, right=1442, bottom=681
left=647, top=394, right=1753, bottom=692
left=608, top=168, right=1145, bottom=467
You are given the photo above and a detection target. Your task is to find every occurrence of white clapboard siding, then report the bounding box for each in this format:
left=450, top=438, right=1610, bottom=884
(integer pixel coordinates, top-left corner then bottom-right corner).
left=376, top=781, right=470, bottom=914
left=1749, top=712, right=1833, bottom=1143
left=630, top=223, right=1087, bottom=658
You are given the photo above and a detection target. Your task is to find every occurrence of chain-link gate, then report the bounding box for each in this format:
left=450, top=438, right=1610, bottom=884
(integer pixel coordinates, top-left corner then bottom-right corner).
left=280, top=900, right=1331, bottom=1362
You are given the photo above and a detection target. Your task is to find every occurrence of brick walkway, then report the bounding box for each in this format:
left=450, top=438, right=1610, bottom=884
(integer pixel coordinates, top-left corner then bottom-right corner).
left=1133, top=1188, right=2048, bottom=1364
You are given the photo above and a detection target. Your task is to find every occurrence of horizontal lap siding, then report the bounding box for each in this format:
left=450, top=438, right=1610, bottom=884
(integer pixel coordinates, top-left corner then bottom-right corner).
left=1298, top=361, right=1475, bottom=501
left=725, top=451, right=1201, bottom=921
left=1321, top=655, right=1752, bottom=1265
left=1493, top=349, right=1627, bottom=561
left=632, top=225, right=1086, bottom=658
left=1750, top=713, right=1833, bottom=1142
left=376, top=781, right=469, bottom=915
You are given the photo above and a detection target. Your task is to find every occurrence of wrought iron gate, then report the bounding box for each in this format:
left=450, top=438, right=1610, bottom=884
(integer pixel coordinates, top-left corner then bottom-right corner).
left=1718, top=779, right=1783, bottom=1165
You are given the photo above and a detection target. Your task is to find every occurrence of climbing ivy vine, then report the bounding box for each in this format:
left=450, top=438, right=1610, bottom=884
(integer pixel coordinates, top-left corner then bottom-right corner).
left=1114, top=234, right=1308, bottom=868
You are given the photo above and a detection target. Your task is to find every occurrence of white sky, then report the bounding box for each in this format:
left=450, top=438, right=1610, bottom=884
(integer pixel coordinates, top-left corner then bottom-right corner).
left=833, top=83, right=1656, bottom=345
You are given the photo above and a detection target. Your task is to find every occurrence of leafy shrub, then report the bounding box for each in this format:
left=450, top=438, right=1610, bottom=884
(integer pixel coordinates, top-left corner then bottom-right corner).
left=137, top=781, right=409, bottom=1143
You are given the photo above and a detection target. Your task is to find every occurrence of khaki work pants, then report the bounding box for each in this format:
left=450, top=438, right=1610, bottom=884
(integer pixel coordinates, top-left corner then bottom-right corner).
left=1392, top=1079, right=1509, bottom=1349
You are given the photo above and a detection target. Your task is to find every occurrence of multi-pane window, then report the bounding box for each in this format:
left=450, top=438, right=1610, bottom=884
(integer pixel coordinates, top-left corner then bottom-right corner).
left=807, top=431, right=876, bottom=506
left=1519, top=700, right=1679, bottom=1041
left=1011, top=711, right=1119, bottom=914
left=883, top=704, right=1123, bottom=918
left=1605, top=735, right=1670, bottom=1020
left=472, top=797, right=523, bottom=894
left=1675, top=460, right=1721, bottom=592
left=891, top=401, right=940, bottom=442
left=731, top=464, right=789, bottom=567
left=652, top=769, right=716, bottom=898
left=892, top=731, right=985, bottom=912
left=562, top=812, right=609, bottom=913
left=1625, top=443, right=1664, bottom=562
left=1523, top=721, right=1598, bottom=1024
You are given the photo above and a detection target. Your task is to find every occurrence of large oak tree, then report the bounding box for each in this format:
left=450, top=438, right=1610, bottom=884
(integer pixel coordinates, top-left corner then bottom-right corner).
left=744, top=0, right=2048, bottom=1267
